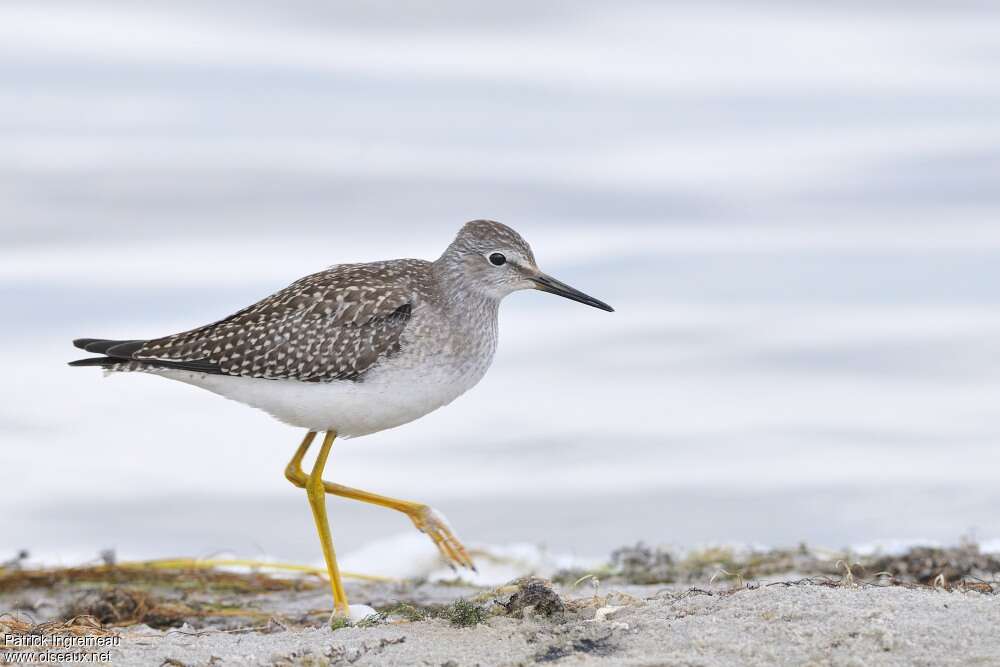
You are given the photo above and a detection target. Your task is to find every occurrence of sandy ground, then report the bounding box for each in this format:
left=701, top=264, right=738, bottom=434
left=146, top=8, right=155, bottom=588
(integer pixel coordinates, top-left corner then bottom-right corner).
left=97, top=585, right=998, bottom=666
left=3, top=555, right=1000, bottom=667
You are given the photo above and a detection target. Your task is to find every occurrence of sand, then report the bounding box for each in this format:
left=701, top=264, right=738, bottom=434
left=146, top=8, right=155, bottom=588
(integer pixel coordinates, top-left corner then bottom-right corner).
left=92, top=585, right=999, bottom=666
left=4, top=572, right=1000, bottom=666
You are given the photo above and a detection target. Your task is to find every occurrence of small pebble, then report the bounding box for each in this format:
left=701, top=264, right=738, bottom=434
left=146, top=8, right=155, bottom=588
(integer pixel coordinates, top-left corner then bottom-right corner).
left=348, top=604, right=377, bottom=623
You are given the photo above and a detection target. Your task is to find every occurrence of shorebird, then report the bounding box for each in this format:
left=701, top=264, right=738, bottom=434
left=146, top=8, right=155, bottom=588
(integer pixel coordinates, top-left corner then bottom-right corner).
left=69, top=220, right=613, bottom=617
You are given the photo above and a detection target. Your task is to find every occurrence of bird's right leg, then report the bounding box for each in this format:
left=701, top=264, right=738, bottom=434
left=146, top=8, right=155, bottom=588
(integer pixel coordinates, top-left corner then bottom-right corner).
left=285, top=432, right=474, bottom=571
left=288, top=430, right=350, bottom=617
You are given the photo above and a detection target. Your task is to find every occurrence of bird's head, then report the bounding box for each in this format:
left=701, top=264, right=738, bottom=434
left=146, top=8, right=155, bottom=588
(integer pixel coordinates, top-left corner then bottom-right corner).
left=438, top=220, right=614, bottom=312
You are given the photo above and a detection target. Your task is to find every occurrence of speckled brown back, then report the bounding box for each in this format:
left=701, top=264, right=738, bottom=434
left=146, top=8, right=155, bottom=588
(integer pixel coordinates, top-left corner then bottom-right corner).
left=130, top=260, right=433, bottom=382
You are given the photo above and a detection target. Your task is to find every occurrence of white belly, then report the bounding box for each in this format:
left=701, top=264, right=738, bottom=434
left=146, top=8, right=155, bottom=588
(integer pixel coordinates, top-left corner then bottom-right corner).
left=155, top=361, right=484, bottom=437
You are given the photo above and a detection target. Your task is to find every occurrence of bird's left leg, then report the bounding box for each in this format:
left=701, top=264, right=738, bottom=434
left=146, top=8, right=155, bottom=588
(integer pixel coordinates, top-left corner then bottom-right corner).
left=285, top=435, right=474, bottom=571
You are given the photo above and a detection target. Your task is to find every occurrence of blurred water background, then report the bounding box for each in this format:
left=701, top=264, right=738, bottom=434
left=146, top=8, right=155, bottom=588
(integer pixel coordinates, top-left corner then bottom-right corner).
left=3, top=1, right=1000, bottom=575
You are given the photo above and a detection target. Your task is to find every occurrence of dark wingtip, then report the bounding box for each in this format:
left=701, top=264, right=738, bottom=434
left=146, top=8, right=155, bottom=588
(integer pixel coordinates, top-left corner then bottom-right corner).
left=68, top=357, right=113, bottom=368
left=106, top=340, right=145, bottom=358
left=71, top=338, right=146, bottom=355
left=73, top=338, right=99, bottom=351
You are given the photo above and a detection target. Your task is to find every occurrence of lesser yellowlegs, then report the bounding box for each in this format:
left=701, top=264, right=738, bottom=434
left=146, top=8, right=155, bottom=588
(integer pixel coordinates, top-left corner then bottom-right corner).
left=70, top=220, right=613, bottom=617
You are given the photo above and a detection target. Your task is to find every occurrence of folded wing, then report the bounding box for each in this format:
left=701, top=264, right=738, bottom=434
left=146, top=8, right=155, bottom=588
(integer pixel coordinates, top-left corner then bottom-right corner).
left=72, top=268, right=415, bottom=382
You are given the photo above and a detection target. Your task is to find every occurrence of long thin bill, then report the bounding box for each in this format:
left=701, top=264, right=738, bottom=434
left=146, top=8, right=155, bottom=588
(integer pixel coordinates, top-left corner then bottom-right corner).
left=532, top=273, right=614, bottom=312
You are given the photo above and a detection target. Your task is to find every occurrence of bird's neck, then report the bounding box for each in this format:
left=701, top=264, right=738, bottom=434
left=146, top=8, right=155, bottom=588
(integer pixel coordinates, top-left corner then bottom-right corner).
left=430, top=258, right=501, bottom=328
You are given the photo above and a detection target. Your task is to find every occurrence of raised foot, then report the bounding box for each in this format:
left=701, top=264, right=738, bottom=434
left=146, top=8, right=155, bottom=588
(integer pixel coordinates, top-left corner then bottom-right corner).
left=408, top=506, right=476, bottom=572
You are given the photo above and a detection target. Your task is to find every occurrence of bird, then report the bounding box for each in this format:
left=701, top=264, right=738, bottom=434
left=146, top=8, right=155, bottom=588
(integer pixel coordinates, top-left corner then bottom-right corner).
left=69, top=219, right=613, bottom=618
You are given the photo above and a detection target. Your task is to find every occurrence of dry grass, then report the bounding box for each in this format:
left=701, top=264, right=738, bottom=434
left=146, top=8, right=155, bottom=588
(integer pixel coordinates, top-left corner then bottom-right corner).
left=0, top=613, right=116, bottom=645
left=0, top=560, right=323, bottom=596
left=0, top=559, right=341, bottom=631
left=65, top=588, right=197, bottom=628
left=2, top=544, right=997, bottom=636
left=558, top=542, right=1000, bottom=593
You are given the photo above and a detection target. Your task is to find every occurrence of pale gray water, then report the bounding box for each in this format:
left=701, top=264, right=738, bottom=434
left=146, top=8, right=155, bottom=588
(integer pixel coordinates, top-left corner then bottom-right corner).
left=2, top=1, right=1000, bottom=569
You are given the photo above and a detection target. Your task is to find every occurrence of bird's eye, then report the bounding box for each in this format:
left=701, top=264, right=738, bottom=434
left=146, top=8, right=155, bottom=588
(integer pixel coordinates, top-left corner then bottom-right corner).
left=488, top=252, right=507, bottom=266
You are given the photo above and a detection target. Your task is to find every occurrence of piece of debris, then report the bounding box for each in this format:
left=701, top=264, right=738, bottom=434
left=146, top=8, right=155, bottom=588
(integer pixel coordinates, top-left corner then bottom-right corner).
left=65, top=588, right=192, bottom=628
left=535, top=631, right=618, bottom=662
left=501, top=577, right=565, bottom=618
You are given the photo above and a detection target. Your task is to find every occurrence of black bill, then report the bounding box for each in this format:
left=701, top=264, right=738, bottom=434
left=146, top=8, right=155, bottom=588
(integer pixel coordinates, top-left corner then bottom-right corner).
left=531, top=272, right=614, bottom=312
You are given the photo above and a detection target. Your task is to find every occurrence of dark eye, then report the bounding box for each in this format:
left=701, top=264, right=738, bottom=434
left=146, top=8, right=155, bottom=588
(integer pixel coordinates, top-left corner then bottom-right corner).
left=488, top=253, right=507, bottom=266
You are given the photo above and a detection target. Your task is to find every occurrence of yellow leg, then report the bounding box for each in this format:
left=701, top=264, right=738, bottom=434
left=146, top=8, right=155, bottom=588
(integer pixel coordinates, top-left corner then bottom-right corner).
left=299, top=430, right=349, bottom=616
left=285, top=431, right=474, bottom=571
